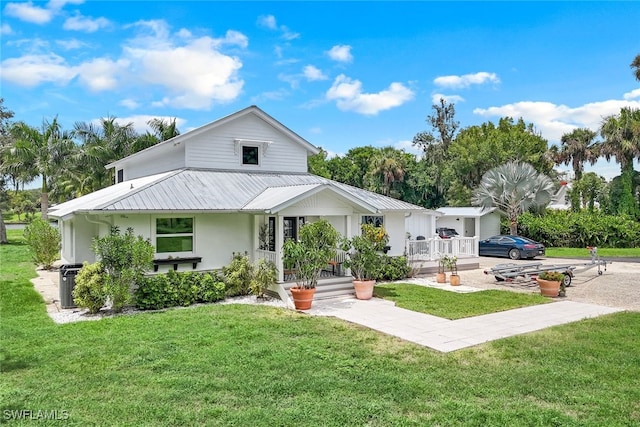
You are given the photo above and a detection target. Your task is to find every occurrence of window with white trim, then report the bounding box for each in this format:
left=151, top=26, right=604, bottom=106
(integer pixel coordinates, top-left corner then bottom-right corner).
left=155, top=217, right=194, bottom=253
left=242, top=145, right=259, bottom=165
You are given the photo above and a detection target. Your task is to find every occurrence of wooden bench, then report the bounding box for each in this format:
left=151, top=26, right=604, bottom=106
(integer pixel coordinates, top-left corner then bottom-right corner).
left=153, top=256, right=202, bottom=272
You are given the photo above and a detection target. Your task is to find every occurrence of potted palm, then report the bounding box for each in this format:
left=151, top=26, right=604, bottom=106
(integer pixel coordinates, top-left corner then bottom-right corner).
left=442, top=255, right=460, bottom=286
left=282, top=219, right=339, bottom=310
left=536, top=271, right=564, bottom=297
left=340, top=224, right=387, bottom=300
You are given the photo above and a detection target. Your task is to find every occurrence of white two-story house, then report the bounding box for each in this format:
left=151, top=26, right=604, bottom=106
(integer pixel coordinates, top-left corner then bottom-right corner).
left=49, top=106, right=437, bottom=288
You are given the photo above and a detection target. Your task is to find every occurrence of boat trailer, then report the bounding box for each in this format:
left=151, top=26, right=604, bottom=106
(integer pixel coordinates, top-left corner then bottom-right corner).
left=483, top=246, right=609, bottom=287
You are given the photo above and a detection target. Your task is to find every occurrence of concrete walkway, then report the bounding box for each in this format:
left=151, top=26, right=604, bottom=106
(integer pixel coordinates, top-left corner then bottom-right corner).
left=306, top=297, right=623, bottom=352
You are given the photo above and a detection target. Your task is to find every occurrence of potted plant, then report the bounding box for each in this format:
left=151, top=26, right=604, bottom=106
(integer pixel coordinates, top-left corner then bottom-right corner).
left=282, top=219, right=339, bottom=310
left=442, top=254, right=460, bottom=286
left=536, top=271, right=564, bottom=297
left=340, top=224, right=387, bottom=300
left=435, top=253, right=447, bottom=283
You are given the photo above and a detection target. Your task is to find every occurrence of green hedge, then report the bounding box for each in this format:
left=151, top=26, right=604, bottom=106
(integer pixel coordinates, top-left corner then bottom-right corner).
left=375, top=255, right=411, bottom=281
left=134, top=270, right=226, bottom=310
left=517, top=210, right=640, bottom=248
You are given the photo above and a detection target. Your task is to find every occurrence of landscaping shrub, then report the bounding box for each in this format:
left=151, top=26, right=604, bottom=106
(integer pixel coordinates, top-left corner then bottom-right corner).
left=72, top=262, right=107, bottom=314
left=23, top=218, right=60, bottom=269
left=376, top=255, right=411, bottom=281
left=249, top=258, right=277, bottom=298
left=518, top=210, right=640, bottom=248
left=222, top=252, right=253, bottom=297
left=92, top=227, right=154, bottom=312
left=134, top=271, right=226, bottom=310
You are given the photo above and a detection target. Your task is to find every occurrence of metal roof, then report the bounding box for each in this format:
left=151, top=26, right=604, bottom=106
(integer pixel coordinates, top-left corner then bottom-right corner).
left=49, top=169, right=430, bottom=218
left=436, top=207, right=498, bottom=217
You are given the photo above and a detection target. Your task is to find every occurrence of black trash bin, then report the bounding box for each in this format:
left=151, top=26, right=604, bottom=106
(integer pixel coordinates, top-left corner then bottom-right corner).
left=59, top=264, right=83, bottom=309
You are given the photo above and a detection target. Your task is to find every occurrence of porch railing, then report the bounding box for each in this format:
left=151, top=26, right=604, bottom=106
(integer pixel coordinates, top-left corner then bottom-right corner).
left=405, top=236, right=478, bottom=261
left=255, top=249, right=277, bottom=265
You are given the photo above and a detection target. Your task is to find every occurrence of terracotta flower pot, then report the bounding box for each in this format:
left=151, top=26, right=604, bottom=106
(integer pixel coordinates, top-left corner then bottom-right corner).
left=537, top=278, right=561, bottom=297
left=353, top=279, right=375, bottom=300
left=436, top=272, right=446, bottom=283
left=450, top=274, right=461, bottom=286
left=290, top=287, right=316, bottom=310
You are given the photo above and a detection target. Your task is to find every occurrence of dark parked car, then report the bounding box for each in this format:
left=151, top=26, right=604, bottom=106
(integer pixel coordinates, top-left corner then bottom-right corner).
left=479, top=235, right=545, bottom=260
left=436, top=227, right=459, bottom=239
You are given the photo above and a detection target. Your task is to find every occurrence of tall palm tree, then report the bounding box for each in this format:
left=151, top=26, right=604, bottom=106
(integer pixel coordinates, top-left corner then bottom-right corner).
left=554, top=128, right=600, bottom=211
left=70, top=117, right=138, bottom=194
left=631, top=53, right=640, bottom=81
left=600, top=107, right=640, bottom=217
left=472, top=161, right=555, bottom=235
left=8, top=117, right=75, bottom=220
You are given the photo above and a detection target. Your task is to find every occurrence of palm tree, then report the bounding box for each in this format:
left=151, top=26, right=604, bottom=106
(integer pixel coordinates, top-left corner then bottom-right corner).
left=8, top=117, right=75, bottom=220
left=600, top=107, right=640, bottom=217
left=553, top=128, right=600, bottom=211
left=631, top=54, right=640, bottom=81
left=472, top=161, right=555, bottom=235
left=369, top=147, right=406, bottom=197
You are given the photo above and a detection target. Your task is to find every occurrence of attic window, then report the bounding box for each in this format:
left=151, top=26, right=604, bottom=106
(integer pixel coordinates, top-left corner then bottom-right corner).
left=116, top=169, right=124, bottom=183
left=242, top=146, right=259, bottom=165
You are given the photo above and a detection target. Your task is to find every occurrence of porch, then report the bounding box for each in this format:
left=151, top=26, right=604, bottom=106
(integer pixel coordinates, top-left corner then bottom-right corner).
left=405, top=236, right=480, bottom=274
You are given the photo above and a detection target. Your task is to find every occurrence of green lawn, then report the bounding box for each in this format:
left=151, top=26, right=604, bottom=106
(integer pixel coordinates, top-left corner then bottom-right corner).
left=2, top=230, right=639, bottom=426
left=545, top=247, right=640, bottom=258
left=374, top=284, right=550, bottom=319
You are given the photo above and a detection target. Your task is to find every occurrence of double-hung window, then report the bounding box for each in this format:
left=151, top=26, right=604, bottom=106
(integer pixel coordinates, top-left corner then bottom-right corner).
left=155, top=217, right=194, bottom=253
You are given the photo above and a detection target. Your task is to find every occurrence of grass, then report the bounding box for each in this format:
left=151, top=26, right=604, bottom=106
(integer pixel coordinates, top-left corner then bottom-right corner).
left=546, top=247, right=640, bottom=258
left=2, top=229, right=640, bottom=426
left=374, top=284, right=550, bottom=320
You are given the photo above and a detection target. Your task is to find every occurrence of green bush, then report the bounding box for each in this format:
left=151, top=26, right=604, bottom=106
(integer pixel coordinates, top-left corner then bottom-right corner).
left=134, top=271, right=226, bottom=310
left=375, top=255, right=411, bottom=281
left=518, top=210, right=640, bottom=248
left=72, top=262, right=108, bottom=314
left=222, top=252, right=254, bottom=297
left=92, top=227, right=154, bottom=312
left=23, top=218, right=60, bottom=269
left=250, top=258, right=277, bottom=298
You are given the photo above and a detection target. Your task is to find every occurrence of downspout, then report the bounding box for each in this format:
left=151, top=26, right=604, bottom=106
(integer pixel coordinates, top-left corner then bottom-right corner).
left=84, top=214, right=113, bottom=230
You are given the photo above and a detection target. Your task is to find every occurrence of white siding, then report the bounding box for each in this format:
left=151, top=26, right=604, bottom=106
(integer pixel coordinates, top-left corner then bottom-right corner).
left=185, top=114, right=308, bottom=173
left=63, top=215, right=98, bottom=264
left=123, top=145, right=185, bottom=180
left=479, top=212, right=501, bottom=240
left=384, top=213, right=406, bottom=257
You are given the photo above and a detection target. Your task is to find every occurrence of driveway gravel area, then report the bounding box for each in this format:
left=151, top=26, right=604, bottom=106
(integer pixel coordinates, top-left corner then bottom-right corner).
left=453, top=256, right=640, bottom=312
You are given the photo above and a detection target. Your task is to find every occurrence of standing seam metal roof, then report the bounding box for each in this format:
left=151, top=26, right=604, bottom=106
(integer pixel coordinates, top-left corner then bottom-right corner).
left=49, top=168, right=430, bottom=216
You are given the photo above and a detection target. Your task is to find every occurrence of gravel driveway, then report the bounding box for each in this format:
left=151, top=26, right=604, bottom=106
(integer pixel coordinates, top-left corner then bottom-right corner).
left=453, top=256, right=640, bottom=312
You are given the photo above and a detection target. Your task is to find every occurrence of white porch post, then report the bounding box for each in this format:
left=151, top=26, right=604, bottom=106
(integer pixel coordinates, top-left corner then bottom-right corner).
left=276, top=214, right=284, bottom=283
left=346, top=214, right=352, bottom=238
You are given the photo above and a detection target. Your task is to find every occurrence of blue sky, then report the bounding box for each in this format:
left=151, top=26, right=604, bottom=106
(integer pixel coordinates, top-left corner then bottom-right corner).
left=2, top=1, right=639, bottom=183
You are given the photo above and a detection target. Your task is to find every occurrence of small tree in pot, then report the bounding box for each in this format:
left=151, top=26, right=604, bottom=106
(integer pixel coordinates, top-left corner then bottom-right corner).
left=282, top=219, right=339, bottom=310
left=340, top=224, right=388, bottom=300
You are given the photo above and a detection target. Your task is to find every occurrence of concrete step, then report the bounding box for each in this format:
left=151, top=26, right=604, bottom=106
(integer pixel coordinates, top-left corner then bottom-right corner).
left=284, top=277, right=355, bottom=300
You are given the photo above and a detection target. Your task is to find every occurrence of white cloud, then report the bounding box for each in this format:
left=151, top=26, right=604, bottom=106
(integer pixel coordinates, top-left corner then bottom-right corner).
left=327, top=45, right=353, bottom=63
left=76, top=58, right=129, bottom=91
left=56, top=38, right=87, bottom=50
left=303, top=65, right=328, bottom=81
left=119, top=98, right=140, bottom=109
left=434, top=72, right=500, bottom=89
left=326, top=74, right=414, bottom=115
left=63, top=13, right=110, bottom=32
left=257, top=15, right=277, bottom=30
left=431, top=93, right=465, bottom=104
left=121, top=21, right=247, bottom=109
left=257, top=14, right=299, bottom=40
left=1, top=23, right=13, bottom=35
left=623, top=88, right=640, bottom=100
left=0, top=53, right=76, bottom=87
left=473, top=97, right=640, bottom=142
left=4, top=1, right=54, bottom=24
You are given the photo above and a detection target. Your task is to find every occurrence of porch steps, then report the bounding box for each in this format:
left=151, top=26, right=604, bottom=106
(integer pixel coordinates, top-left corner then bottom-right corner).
left=283, top=277, right=355, bottom=301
